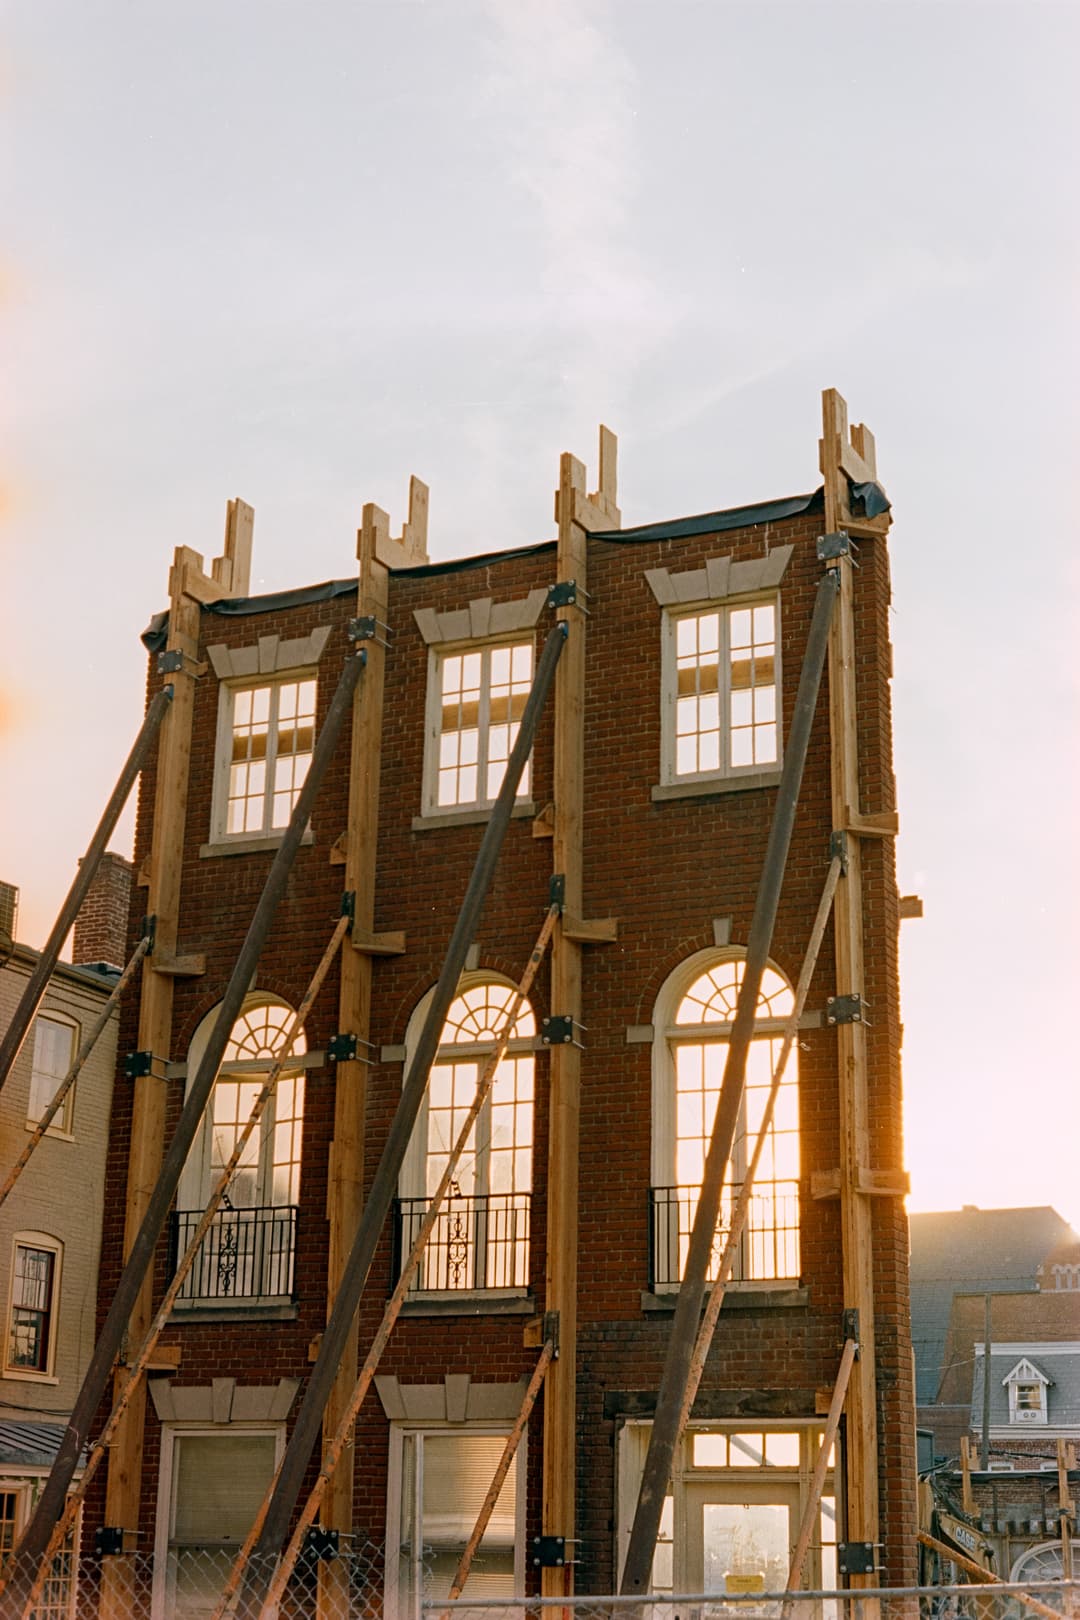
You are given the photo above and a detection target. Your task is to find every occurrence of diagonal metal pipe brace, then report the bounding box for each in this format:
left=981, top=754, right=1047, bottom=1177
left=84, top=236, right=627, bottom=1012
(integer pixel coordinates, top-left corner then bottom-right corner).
left=620, top=568, right=840, bottom=1595
left=244, top=622, right=568, bottom=1594
left=0, top=685, right=173, bottom=1096
left=9, top=650, right=365, bottom=1589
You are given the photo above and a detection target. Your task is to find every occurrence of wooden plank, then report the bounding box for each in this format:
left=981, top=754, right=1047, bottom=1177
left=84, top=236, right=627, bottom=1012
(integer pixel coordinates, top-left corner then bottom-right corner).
left=542, top=446, right=588, bottom=1601
left=811, top=1167, right=910, bottom=1200
left=350, top=929, right=407, bottom=957
left=561, top=914, right=618, bottom=944
left=820, top=388, right=881, bottom=1586
left=571, top=488, right=620, bottom=533
left=151, top=953, right=206, bottom=977
left=960, top=1436, right=975, bottom=1513
left=787, top=1338, right=857, bottom=1590
left=101, top=550, right=206, bottom=1619
left=899, top=894, right=924, bottom=919
left=846, top=809, right=899, bottom=838
left=531, top=802, right=555, bottom=839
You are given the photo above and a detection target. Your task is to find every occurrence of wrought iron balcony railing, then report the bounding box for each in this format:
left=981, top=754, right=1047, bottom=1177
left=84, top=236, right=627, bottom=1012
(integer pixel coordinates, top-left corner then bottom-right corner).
left=169, top=1203, right=298, bottom=1304
left=393, top=1191, right=531, bottom=1295
left=649, top=1180, right=800, bottom=1289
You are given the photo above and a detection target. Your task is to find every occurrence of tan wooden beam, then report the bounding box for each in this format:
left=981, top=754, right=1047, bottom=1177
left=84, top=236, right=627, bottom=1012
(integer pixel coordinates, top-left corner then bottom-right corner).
left=899, top=894, right=924, bottom=920
left=811, top=1167, right=910, bottom=1200
left=820, top=387, right=881, bottom=1587
left=845, top=809, right=899, bottom=838
left=150, top=953, right=206, bottom=978
left=960, top=1436, right=976, bottom=1513
left=531, top=802, right=555, bottom=839
left=100, top=541, right=214, bottom=1620
left=350, top=929, right=406, bottom=957
left=561, top=914, right=618, bottom=944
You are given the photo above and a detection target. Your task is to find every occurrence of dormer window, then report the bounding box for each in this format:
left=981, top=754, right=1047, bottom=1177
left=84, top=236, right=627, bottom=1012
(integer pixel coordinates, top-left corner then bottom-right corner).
left=1003, top=1358, right=1050, bottom=1425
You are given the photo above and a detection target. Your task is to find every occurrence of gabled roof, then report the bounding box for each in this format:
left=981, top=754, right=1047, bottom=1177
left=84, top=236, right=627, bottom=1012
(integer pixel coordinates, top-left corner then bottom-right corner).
left=1002, top=1357, right=1052, bottom=1386
left=910, top=1206, right=1077, bottom=1404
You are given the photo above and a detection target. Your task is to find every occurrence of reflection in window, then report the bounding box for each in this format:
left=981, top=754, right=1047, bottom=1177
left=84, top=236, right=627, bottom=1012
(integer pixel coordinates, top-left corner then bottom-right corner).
left=431, top=642, right=533, bottom=811
left=667, top=600, right=778, bottom=781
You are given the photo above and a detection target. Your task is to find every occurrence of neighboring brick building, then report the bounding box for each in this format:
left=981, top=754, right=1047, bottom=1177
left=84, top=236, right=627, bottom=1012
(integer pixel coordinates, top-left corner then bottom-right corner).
left=0, top=862, right=128, bottom=1570
left=80, top=402, right=916, bottom=1612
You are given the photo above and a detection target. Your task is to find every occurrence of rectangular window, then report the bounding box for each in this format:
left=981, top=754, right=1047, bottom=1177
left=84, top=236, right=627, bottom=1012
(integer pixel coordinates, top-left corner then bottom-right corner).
left=156, top=1429, right=280, bottom=1620
left=28, top=1016, right=77, bottom=1134
left=7, top=1242, right=58, bottom=1373
left=666, top=601, right=778, bottom=781
left=392, top=1428, right=523, bottom=1618
left=426, top=642, right=533, bottom=813
left=214, top=677, right=317, bottom=840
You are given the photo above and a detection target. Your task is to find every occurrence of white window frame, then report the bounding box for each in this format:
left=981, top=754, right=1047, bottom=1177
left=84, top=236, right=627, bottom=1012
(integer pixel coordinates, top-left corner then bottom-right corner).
left=650, top=948, right=800, bottom=1290
left=4, top=1232, right=62, bottom=1381
left=385, top=1420, right=527, bottom=1620
left=421, top=637, right=535, bottom=818
left=1004, top=1358, right=1050, bottom=1425
left=152, top=1424, right=285, bottom=1620
left=27, top=1013, right=78, bottom=1138
left=176, top=996, right=306, bottom=1308
left=208, top=670, right=318, bottom=846
left=399, top=974, right=537, bottom=1298
left=660, top=593, right=782, bottom=786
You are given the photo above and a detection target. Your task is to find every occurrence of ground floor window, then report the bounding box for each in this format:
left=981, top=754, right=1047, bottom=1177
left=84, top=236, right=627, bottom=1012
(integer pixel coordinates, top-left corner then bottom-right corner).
left=154, top=1428, right=281, bottom=1620
left=617, top=1420, right=838, bottom=1598
left=387, top=1425, right=525, bottom=1620
left=0, top=1486, right=77, bottom=1619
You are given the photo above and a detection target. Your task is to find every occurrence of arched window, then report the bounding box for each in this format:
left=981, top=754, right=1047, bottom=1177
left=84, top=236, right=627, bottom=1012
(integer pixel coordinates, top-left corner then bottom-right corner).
left=398, top=978, right=536, bottom=1296
left=176, top=996, right=306, bottom=1305
left=651, top=951, right=799, bottom=1288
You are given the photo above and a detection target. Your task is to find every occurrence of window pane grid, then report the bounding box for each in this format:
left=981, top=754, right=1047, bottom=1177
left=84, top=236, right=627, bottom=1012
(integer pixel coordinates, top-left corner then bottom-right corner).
left=8, top=1244, right=55, bottom=1370
left=227, top=679, right=316, bottom=836
left=29, top=1016, right=77, bottom=1131
left=671, top=602, right=779, bottom=778
left=436, top=642, right=532, bottom=809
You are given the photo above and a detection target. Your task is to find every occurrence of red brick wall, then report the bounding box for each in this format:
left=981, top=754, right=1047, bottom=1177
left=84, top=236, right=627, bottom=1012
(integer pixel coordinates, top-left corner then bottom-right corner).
left=88, top=503, right=916, bottom=1586
left=72, top=850, right=133, bottom=968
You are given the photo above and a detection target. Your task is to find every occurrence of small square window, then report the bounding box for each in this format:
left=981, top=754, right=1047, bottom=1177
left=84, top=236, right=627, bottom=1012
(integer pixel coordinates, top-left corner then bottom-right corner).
left=28, top=1016, right=77, bottom=1134
left=424, top=641, right=533, bottom=814
left=664, top=599, right=780, bottom=783
left=211, top=677, right=317, bottom=842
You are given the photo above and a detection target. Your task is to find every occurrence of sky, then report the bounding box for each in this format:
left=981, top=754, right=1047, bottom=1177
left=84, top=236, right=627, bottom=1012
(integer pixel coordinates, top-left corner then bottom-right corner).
left=2, top=2, right=1078, bottom=1231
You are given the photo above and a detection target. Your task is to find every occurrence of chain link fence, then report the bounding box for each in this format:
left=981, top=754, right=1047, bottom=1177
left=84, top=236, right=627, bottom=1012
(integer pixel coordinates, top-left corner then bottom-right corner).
left=7, top=1553, right=1080, bottom=1620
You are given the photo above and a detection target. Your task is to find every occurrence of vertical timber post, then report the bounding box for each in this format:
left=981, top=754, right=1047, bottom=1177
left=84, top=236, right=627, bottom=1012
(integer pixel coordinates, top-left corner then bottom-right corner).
left=543, top=427, right=619, bottom=1596
left=318, top=484, right=427, bottom=1618
left=100, top=513, right=252, bottom=1619
left=820, top=390, right=883, bottom=1587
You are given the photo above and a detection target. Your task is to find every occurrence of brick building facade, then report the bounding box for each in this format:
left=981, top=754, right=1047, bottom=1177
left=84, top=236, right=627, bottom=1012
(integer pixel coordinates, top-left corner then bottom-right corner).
left=83, top=407, right=916, bottom=1612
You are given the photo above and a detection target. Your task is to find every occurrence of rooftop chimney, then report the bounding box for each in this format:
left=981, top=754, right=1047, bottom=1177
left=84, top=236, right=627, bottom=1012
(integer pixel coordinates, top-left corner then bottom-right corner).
left=72, top=852, right=133, bottom=970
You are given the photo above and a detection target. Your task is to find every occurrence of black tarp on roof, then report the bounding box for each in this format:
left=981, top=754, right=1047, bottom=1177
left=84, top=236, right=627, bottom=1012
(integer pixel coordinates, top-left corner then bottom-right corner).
left=141, top=480, right=889, bottom=652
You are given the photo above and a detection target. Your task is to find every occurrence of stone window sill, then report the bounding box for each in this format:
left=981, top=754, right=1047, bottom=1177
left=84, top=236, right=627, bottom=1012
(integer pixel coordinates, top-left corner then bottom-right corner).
left=200, top=829, right=314, bottom=859
left=641, top=1284, right=808, bottom=1314
left=651, top=771, right=783, bottom=803
left=170, top=1301, right=299, bottom=1323
left=411, top=801, right=536, bottom=832
left=400, top=1293, right=535, bottom=1318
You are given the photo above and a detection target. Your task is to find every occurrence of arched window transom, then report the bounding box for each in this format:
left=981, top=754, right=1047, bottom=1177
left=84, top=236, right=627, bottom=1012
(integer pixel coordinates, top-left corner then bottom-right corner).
left=652, top=952, right=800, bottom=1290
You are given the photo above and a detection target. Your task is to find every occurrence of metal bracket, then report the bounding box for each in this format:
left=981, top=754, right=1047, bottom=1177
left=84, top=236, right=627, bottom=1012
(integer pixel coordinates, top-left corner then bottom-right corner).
left=837, top=1541, right=877, bottom=1576
left=817, top=531, right=859, bottom=564
left=156, top=648, right=206, bottom=677
left=124, top=1050, right=166, bottom=1080
left=348, top=615, right=391, bottom=648
left=341, top=891, right=356, bottom=926
left=549, top=874, right=566, bottom=913
left=95, top=1527, right=125, bottom=1557
left=826, top=993, right=863, bottom=1027
left=842, top=1307, right=861, bottom=1357
left=303, top=1527, right=340, bottom=1561
left=829, top=831, right=849, bottom=876
left=531, top=1536, right=567, bottom=1569
left=326, top=1033, right=359, bottom=1063
left=541, top=1015, right=579, bottom=1047
left=543, top=1309, right=560, bottom=1359
left=142, top=913, right=157, bottom=948
left=547, top=579, right=588, bottom=611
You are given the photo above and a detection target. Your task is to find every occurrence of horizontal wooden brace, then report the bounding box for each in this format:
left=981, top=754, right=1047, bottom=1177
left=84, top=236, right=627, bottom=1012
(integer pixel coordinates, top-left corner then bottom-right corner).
left=899, top=894, right=924, bottom=919
left=811, top=1167, right=910, bottom=1201
left=532, top=803, right=555, bottom=839
left=144, top=1344, right=182, bottom=1373
left=351, top=929, right=406, bottom=957
left=838, top=513, right=891, bottom=540
left=560, top=915, right=618, bottom=944
left=567, top=488, right=621, bottom=533
left=152, top=953, right=206, bottom=978
left=845, top=809, right=899, bottom=838
left=173, top=565, right=234, bottom=607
